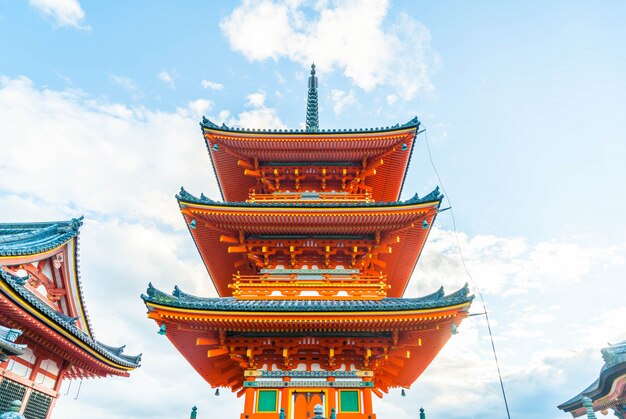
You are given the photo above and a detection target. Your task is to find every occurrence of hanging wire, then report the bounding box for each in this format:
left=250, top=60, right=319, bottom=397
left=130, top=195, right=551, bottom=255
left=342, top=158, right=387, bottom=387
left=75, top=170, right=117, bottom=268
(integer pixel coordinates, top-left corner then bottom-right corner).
left=21, top=342, right=38, bottom=377
left=74, top=379, right=83, bottom=400
left=7, top=359, right=15, bottom=372
left=423, top=130, right=512, bottom=419
left=37, top=358, right=52, bottom=384
left=64, top=379, right=73, bottom=395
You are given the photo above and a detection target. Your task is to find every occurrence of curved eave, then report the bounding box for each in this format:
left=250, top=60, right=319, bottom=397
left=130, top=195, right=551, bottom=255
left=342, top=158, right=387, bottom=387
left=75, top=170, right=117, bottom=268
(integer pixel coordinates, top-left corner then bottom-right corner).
left=146, top=300, right=472, bottom=318
left=143, top=283, right=470, bottom=392
left=178, top=198, right=441, bottom=214
left=177, top=186, right=442, bottom=209
left=177, top=197, right=441, bottom=297
left=201, top=123, right=419, bottom=203
left=142, top=284, right=473, bottom=314
left=558, top=362, right=626, bottom=414
left=0, top=271, right=139, bottom=372
left=200, top=117, right=420, bottom=137
left=146, top=303, right=471, bottom=336
left=145, top=300, right=472, bottom=335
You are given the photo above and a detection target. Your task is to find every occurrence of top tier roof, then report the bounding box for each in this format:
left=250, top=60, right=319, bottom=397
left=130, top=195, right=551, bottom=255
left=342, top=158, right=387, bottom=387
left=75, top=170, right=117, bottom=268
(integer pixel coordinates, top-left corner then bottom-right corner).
left=200, top=65, right=422, bottom=203
left=201, top=118, right=420, bottom=203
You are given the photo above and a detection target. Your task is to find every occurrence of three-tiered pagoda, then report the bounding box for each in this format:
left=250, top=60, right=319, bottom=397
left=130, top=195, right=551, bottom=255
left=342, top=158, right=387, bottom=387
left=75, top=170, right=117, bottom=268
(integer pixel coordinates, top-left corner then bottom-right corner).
left=0, top=218, right=141, bottom=418
left=143, top=65, right=473, bottom=419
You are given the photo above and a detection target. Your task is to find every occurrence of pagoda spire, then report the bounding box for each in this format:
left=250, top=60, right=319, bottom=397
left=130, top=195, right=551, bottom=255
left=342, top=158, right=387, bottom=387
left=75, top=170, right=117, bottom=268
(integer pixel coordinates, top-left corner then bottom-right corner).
left=305, top=63, right=319, bottom=132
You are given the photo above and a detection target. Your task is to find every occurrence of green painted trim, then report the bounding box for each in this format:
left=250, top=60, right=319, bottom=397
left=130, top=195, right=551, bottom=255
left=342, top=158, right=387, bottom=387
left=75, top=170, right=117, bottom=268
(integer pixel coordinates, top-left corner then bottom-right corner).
left=257, top=390, right=278, bottom=413
left=339, top=390, right=360, bottom=413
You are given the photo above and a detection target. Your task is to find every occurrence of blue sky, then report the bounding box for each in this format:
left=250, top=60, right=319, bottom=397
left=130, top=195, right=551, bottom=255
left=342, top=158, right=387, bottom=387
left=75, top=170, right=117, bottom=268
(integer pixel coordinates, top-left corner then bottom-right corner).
left=1, top=1, right=625, bottom=418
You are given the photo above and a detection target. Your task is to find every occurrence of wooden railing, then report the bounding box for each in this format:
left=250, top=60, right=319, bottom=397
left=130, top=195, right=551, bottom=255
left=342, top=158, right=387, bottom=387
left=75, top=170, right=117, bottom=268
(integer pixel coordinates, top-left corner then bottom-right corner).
left=229, top=273, right=388, bottom=300
left=247, top=192, right=373, bottom=203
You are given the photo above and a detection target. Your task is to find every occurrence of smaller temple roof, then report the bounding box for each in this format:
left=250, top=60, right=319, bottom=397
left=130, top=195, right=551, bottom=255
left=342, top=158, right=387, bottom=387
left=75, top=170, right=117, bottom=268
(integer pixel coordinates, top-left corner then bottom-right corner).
left=0, top=324, right=26, bottom=361
left=0, top=269, right=141, bottom=370
left=142, top=282, right=473, bottom=312
left=558, top=340, right=626, bottom=416
left=0, top=218, right=83, bottom=257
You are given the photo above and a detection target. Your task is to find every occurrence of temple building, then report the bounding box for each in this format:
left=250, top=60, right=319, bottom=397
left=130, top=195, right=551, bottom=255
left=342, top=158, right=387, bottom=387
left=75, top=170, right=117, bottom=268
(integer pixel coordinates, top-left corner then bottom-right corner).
left=143, top=65, right=473, bottom=419
left=558, top=341, right=626, bottom=418
left=0, top=218, right=140, bottom=418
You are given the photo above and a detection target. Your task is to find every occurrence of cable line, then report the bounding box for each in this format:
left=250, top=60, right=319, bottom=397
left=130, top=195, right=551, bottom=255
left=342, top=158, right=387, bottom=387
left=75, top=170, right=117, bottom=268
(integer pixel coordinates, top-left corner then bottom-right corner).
left=423, top=129, right=512, bottom=419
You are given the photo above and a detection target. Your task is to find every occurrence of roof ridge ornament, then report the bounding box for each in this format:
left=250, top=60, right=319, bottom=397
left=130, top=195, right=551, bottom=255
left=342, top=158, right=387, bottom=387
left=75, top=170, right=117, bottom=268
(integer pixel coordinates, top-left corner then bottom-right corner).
left=305, top=63, right=319, bottom=132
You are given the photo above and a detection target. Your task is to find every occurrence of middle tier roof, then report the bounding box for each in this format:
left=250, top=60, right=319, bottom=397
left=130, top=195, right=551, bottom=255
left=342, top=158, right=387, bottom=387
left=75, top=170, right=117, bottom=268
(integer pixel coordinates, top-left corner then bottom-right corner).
left=177, top=188, right=442, bottom=298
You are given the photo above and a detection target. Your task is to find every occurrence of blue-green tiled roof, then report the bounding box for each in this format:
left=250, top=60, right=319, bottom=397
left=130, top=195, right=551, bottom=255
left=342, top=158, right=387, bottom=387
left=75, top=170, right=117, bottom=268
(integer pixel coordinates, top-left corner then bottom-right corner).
left=142, top=283, right=473, bottom=312
left=558, top=340, right=626, bottom=412
left=0, top=218, right=83, bottom=257
left=0, top=217, right=98, bottom=337
left=0, top=324, right=26, bottom=361
left=0, top=269, right=141, bottom=368
left=200, top=116, right=420, bottom=135
left=176, top=186, right=442, bottom=208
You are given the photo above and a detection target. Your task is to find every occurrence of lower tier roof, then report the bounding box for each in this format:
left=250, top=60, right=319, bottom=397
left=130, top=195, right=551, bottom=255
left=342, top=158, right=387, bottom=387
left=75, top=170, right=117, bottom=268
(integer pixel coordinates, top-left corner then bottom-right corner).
left=142, top=282, right=473, bottom=313
left=142, top=282, right=473, bottom=392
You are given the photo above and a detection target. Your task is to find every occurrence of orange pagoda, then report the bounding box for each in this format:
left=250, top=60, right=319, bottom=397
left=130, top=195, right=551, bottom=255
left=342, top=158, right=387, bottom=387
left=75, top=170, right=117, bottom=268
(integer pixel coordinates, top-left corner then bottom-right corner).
left=0, top=217, right=140, bottom=418
left=143, top=65, right=473, bottom=419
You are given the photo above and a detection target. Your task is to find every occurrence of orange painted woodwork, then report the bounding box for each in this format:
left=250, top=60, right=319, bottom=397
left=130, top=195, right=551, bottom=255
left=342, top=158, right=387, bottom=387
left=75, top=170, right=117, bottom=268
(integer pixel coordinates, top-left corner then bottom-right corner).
left=178, top=198, right=440, bottom=298
left=202, top=127, right=418, bottom=203
left=145, top=67, right=472, bottom=419
left=144, top=289, right=472, bottom=393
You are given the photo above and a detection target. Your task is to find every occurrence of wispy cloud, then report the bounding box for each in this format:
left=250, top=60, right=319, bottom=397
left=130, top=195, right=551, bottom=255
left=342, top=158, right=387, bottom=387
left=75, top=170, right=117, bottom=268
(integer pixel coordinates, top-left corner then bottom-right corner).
left=29, top=0, right=90, bottom=30
left=221, top=0, right=438, bottom=100
left=330, top=89, right=356, bottom=115
left=157, top=70, right=175, bottom=88
left=110, top=75, right=138, bottom=92
left=200, top=79, right=223, bottom=90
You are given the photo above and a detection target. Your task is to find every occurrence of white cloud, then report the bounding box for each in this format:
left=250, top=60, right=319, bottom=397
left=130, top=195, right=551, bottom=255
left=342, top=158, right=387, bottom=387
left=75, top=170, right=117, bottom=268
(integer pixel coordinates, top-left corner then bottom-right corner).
left=330, top=88, right=356, bottom=115
left=216, top=91, right=286, bottom=129
left=246, top=91, right=266, bottom=107
left=408, top=228, right=622, bottom=298
left=233, top=107, right=286, bottom=129
left=29, top=0, right=90, bottom=30
left=397, top=228, right=626, bottom=418
left=0, top=76, right=216, bottom=228
left=220, top=0, right=438, bottom=100
left=157, top=70, right=175, bottom=88
left=200, top=79, right=224, bottom=90
left=183, top=98, right=214, bottom=119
